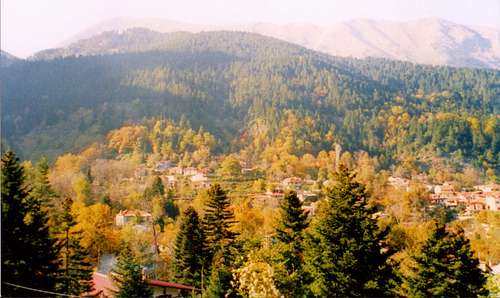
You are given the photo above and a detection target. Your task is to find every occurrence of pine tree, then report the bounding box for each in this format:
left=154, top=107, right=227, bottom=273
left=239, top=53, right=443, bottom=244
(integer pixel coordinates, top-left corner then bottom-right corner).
left=205, top=261, right=234, bottom=298
left=1, top=151, right=60, bottom=297
left=304, top=166, right=396, bottom=297
left=31, top=156, right=57, bottom=208
left=409, top=223, right=488, bottom=297
left=56, top=197, right=94, bottom=296
left=273, top=190, right=309, bottom=297
left=202, top=184, right=239, bottom=296
left=112, top=246, right=153, bottom=298
left=173, top=207, right=206, bottom=288
left=203, top=184, right=238, bottom=265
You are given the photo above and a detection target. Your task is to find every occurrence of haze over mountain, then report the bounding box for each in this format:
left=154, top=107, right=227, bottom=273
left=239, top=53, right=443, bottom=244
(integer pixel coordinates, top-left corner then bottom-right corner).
left=56, top=16, right=500, bottom=69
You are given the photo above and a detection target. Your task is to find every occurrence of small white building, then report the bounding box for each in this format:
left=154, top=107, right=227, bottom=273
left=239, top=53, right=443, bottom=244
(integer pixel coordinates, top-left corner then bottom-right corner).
left=115, top=210, right=152, bottom=226
left=485, top=195, right=500, bottom=211
left=191, top=173, right=210, bottom=189
left=281, top=177, right=302, bottom=189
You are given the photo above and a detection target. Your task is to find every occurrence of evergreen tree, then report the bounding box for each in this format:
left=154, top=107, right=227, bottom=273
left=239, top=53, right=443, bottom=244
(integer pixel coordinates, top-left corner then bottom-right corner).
left=304, top=166, right=396, bottom=297
left=164, top=197, right=180, bottom=219
left=56, top=197, right=94, bottom=296
left=145, top=176, right=165, bottom=199
left=409, top=223, right=488, bottom=297
left=1, top=151, right=60, bottom=297
left=112, top=246, right=153, bottom=298
left=205, top=260, right=234, bottom=298
left=203, top=184, right=238, bottom=295
left=173, top=207, right=206, bottom=287
left=203, top=184, right=238, bottom=265
left=31, top=156, right=57, bottom=208
left=273, top=190, right=309, bottom=297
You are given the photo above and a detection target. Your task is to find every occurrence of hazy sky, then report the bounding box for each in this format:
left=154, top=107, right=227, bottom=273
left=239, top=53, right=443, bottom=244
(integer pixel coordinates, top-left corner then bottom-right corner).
left=2, top=0, right=500, bottom=58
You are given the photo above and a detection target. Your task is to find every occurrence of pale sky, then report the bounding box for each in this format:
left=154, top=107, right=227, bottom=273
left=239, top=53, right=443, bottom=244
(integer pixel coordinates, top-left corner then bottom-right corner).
left=2, top=0, right=500, bottom=58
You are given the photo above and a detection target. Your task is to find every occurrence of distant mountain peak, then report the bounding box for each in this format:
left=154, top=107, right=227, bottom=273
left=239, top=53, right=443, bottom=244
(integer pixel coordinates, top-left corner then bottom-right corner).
left=48, top=17, right=500, bottom=69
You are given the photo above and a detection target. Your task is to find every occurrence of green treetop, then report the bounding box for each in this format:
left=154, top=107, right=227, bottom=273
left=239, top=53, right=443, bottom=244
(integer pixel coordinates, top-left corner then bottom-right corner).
left=1, top=150, right=60, bottom=297
left=304, top=166, right=396, bottom=297
left=112, top=246, right=153, bottom=298
left=408, top=223, right=488, bottom=297
left=273, top=190, right=310, bottom=297
left=173, top=207, right=206, bottom=288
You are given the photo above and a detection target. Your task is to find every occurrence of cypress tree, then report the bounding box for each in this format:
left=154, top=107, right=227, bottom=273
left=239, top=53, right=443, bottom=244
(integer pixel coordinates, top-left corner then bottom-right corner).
left=56, top=197, right=94, bottom=296
left=173, top=207, right=206, bottom=287
left=409, top=223, right=488, bottom=297
left=273, top=190, right=309, bottom=297
left=112, top=246, right=153, bottom=298
left=304, top=166, right=395, bottom=297
left=1, top=151, right=60, bottom=297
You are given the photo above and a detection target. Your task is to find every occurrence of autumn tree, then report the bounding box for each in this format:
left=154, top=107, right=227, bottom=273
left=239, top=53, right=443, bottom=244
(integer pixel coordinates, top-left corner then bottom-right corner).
left=56, top=197, right=94, bottom=296
left=218, top=154, right=241, bottom=178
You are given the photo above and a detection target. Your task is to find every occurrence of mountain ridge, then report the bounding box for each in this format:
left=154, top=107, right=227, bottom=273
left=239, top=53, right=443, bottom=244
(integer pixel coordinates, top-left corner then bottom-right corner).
left=52, top=16, right=500, bottom=69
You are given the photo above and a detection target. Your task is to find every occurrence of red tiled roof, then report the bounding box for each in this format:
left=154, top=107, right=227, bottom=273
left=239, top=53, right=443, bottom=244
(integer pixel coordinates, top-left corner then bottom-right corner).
left=147, top=279, right=201, bottom=292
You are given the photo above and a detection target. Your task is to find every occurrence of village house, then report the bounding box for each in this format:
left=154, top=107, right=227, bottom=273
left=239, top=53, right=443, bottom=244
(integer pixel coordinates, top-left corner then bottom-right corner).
left=466, top=200, right=487, bottom=212
left=486, top=195, right=500, bottom=211
left=168, top=166, right=184, bottom=175
left=298, top=190, right=319, bottom=203
left=281, top=177, right=303, bottom=189
left=155, top=160, right=173, bottom=172
left=160, top=175, right=177, bottom=188
left=434, top=181, right=455, bottom=195
left=115, top=210, right=152, bottom=227
left=475, top=184, right=500, bottom=193
left=190, top=173, right=210, bottom=189
left=387, top=176, right=410, bottom=191
left=183, top=167, right=199, bottom=176
left=83, top=272, right=201, bottom=298
left=265, top=187, right=284, bottom=198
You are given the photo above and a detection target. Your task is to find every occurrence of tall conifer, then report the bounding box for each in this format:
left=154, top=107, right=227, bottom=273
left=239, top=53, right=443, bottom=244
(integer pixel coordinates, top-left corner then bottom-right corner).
left=203, top=184, right=238, bottom=264
left=1, top=151, right=60, bottom=297
left=173, top=207, right=206, bottom=287
left=409, top=223, right=488, bottom=297
left=304, top=166, right=396, bottom=297
left=273, top=190, right=309, bottom=297
left=112, top=246, right=153, bottom=298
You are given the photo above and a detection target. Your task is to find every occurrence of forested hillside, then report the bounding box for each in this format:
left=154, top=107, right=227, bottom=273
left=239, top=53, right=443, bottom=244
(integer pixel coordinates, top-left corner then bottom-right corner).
left=2, top=29, right=499, bottom=174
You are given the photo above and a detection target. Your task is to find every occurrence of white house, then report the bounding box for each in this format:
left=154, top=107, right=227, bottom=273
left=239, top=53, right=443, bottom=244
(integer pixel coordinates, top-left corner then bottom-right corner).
left=191, top=173, right=210, bottom=189
left=485, top=195, right=500, bottom=211
left=115, top=210, right=152, bottom=226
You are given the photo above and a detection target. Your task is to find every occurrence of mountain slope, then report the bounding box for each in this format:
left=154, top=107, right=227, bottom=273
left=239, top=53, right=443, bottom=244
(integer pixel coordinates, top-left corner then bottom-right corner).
left=1, top=50, right=22, bottom=67
left=2, top=31, right=499, bottom=173
left=56, top=17, right=500, bottom=69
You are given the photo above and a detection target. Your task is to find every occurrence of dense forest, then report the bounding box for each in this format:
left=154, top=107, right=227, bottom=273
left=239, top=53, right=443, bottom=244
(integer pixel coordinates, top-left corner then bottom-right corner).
left=2, top=29, right=499, bottom=176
